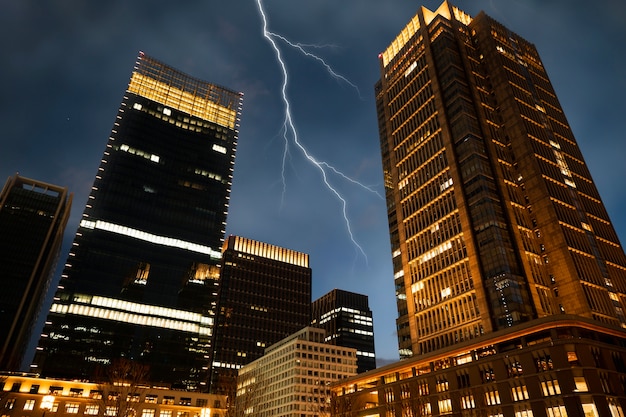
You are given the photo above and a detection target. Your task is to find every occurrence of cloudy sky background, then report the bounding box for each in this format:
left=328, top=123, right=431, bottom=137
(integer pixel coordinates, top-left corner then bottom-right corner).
left=1, top=0, right=625, bottom=364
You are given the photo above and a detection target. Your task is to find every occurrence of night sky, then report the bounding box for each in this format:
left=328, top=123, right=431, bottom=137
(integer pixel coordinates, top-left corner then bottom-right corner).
left=1, top=1, right=625, bottom=365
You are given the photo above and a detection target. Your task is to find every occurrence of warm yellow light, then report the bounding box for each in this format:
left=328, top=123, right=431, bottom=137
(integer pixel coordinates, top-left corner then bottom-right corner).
left=41, top=395, right=55, bottom=411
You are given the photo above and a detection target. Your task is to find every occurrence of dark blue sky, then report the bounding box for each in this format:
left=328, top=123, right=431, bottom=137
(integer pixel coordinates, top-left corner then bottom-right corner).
left=1, top=1, right=625, bottom=364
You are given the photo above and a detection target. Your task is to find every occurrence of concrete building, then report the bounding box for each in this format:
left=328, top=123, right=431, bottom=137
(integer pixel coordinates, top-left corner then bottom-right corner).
left=331, top=1, right=626, bottom=415
left=237, top=327, right=357, bottom=417
left=0, top=373, right=227, bottom=417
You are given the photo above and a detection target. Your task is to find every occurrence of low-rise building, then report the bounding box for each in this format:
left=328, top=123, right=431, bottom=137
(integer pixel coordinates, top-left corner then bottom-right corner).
left=0, top=373, right=227, bottom=417
left=236, top=327, right=357, bottom=417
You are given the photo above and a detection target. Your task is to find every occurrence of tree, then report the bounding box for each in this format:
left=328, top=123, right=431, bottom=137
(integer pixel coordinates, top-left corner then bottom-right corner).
left=95, top=358, right=151, bottom=417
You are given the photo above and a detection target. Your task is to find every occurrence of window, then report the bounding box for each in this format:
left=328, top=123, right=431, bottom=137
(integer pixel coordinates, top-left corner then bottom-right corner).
left=541, top=379, right=561, bottom=396
left=29, top=385, right=40, bottom=394
left=128, top=393, right=141, bottom=402
left=90, top=390, right=103, bottom=400
left=142, top=409, right=156, bottom=417
left=105, top=406, right=119, bottom=416
left=49, top=386, right=63, bottom=395
left=162, top=396, right=175, bottom=405
left=5, top=398, right=16, bottom=410
left=485, top=389, right=501, bottom=405
left=438, top=398, right=452, bottom=414
left=160, top=411, right=172, bottom=417
left=65, top=403, right=80, bottom=414
left=69, top=388, right=84, bottom=397
left=511, top=384, right=529, bottom=401
left=10, top=383, right=21, bottom=392
left=145, top=395, right=158, bottom=404
left=574, top=377, right=588, bottom=392
left=85, top=405, right=100, bottom=415
left=179, top=397, right=191, bottom=406
left=546, top=405, right=568, bottom=417
left=23, top=399, right=36, bottom=410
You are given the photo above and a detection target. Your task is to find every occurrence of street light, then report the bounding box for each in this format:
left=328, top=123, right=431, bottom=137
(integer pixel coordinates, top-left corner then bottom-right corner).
left=40, top=395, right=55, bottom=417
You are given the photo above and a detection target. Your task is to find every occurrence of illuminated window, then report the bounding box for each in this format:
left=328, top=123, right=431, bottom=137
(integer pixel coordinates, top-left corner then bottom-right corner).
left=145, top=395, right=158, bottom=404
left=461, top=395, right=475, bottom=409
left=85, top=405, right=100, bottom=415
left=160, top=411, right=172, bottom=417
left=142, top=409, right=156, bottom=417
left=485, top=389, right=501, bottom=405
left=439, top=398, right=452, bottom=414
left=212, top=144, right=227, bottom=154
left=608, top=398, right=624, bottom=417
left=515, top=409, right=534, bottom=417
left=546, top=405, right=568, bottom=417
left=105, top=406, right=118, bottom=416
left=163, top=107, right=172, bottom=116
left=511, top=385, right=529, bottom=401
left=540, top=379, right=561, bottom=396
left=23, top=400, right=35, bottom=410
left=162, top=396, right=175, bottom=405
left=133, top=103, right=143, bottom=110
left=582, top=403, right=598, bottom=417
left=574, top=377, right=588, bottom=392
left=65, top=403, right=80, bottom=414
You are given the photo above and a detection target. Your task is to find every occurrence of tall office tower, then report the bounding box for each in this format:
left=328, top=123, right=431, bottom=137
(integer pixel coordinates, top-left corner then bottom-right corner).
left=33, top=52, right=243, bottom=390
left=210, top=236, right=311, bottom=395
left=311, top=289, right=376, bottom=373
left=331, top=3, right=626, bottom=416
left=0, top=175, right=72, bottom=371
left=376, top=1, right=626, bottom=359
left=236, top=327, right=357, bottom=417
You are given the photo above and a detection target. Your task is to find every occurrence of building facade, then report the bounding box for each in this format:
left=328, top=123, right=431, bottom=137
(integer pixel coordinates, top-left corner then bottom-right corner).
left=0, top=373, right=227, bottom=417
left=332, top=1, right=626, bottom=415
left=312, top=289, right=376, bottom=373
left=209, top=236, right=312, bottom=396
left=0, top=175, right=72, bottom=372
left=376, top=1, right=626, bottom=359
left=33, top=52, right=243, bottom=390
left=237, top=327, right=357, bottom=417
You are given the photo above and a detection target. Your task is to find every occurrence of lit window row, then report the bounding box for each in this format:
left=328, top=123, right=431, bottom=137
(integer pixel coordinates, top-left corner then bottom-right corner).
left=80, top=219, right=221, bottom=258
left=119, top=143, right=160, bottom=163
left=50, top=303, right=211, bottom=335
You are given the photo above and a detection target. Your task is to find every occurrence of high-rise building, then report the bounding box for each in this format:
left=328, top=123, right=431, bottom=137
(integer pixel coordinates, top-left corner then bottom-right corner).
left=0, top=175, right=72, bottom=371
left=210, top=236, right=311, bottom=395
left=311, top=289, right=376, bottom=373
left=376, top=0, right=626, bottom=359
left=331, top=2, right=626, bottom=415
left=33, top=52, right=243, bottom=390
left=236, top=327, right=357, bottom=417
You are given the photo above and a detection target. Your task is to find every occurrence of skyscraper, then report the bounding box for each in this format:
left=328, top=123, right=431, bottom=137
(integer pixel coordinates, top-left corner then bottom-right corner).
left=210, top=236, right=311, bottom=395
left=0, top=175, right=72, bottom=371
left=375, top=1, right=626, bottom=359
left=332, top=2, right=626, bottom=415
left=311, top=289, right=376, bottom=373
left=33, top=52, right=243, bottom=390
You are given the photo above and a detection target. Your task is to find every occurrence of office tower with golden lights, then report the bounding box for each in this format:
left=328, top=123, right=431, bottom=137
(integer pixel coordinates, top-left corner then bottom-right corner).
left=331, top=2, right=626, bottom=416
left=33, top=53, right=243, bottom=390
left=209, top=236, right=311, bottom=395
left=0, top=175, right=72, bottom=372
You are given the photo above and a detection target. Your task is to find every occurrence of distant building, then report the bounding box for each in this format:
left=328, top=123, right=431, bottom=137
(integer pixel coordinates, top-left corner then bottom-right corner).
left=332, top=1, right=626, bottom=415
left=237, top=327, right=357, bottom=417
left=0, top=373, right=227, bottom=417
left=0, top=175, right=72, bottom=371
left=210, top=236, right=312, bottom=396
left=33, top=52, right=243, bottom=390
left=311, top=289, right=376, bottom=373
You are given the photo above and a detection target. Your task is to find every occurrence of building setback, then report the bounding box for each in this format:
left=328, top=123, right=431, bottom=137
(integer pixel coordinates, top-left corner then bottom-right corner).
left=210, top=236, right=312, bottom=396
left=237, top=327, right=357, bottom=417
left=332, top=1, right=626, bottom=415
left=0, top=175, right=72, bottom=372
left=311, top=289, right=376, bottom=373
left=33, top=52, right=243, bottom=390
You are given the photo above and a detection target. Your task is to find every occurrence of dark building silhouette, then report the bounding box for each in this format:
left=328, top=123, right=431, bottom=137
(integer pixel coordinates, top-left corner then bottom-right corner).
left=0, top=175, right=72, bottom=372
left=332, top=2, right=626, bottom=415
left=33, top=52, right=242, bottom=390
left=311, top=289, right=376, bottom=373
left=210, top=235, right=311, bottom=395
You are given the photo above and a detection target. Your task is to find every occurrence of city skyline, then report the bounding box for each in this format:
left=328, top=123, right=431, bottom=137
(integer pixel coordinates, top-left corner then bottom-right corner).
left=1, top=1, right=625, bottom=364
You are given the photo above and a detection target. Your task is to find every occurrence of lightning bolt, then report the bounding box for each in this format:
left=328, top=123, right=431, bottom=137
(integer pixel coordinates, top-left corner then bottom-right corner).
left=255, top=0, right=380, bottom=262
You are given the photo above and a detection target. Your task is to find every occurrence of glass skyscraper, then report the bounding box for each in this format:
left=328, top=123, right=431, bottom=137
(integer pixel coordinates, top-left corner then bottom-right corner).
left=0, top=175, right=72, bottom=371
left=33, top=52, right=243, bottom=390
left=210, top=236, right=312, bottom=395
